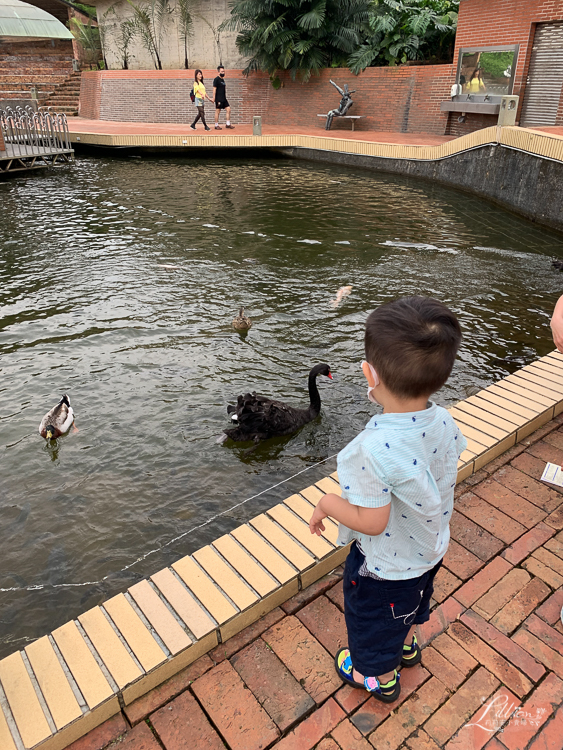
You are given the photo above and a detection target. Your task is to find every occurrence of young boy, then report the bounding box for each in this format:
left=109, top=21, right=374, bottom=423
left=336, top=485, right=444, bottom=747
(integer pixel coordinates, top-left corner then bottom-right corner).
left=309, top=296, right=466, bottom=702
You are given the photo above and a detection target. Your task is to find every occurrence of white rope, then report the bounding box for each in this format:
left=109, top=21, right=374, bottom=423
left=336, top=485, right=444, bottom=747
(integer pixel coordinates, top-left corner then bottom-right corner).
left=0, top=453, right=338, bottom=593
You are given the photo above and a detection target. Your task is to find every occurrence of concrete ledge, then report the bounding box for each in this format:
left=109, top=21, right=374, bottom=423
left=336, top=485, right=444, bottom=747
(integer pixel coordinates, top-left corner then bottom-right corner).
left=2, top=351, right=563, bottom=749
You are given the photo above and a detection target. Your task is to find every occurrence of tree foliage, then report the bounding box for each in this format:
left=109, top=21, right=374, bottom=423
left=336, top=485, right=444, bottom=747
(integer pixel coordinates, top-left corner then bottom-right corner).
left=348, top=0, right=458, bottom=72
left=178, top=0, right=195, bottom=69
left=69, top=16, right=103, bottom=68
left=125, top=0, right=173, bottom=70
left=221, top=0, right=371, bottom=81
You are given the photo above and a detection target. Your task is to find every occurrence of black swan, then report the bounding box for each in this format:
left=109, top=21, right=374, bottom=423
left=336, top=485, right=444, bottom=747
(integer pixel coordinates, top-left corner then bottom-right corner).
left=222, top=363, right=332, bottom=443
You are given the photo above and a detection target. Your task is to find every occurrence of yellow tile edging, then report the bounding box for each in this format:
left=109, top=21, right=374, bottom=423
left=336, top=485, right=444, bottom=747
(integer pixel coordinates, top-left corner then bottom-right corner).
left=66, top=125, right=563, bottom=166
left=1, top=352, right=562, bottom=750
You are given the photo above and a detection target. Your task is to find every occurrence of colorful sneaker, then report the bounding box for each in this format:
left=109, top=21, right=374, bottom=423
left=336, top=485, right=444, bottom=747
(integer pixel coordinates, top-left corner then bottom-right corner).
left=334, top=648, right=401, bottom=702
left=401, top=634, right=422, bottom=667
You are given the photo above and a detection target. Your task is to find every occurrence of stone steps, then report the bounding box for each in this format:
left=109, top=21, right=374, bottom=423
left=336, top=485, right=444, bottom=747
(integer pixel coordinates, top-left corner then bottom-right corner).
left=0, top=62, right=73, bottom=72
left=0, top=74, right=69, bottom=85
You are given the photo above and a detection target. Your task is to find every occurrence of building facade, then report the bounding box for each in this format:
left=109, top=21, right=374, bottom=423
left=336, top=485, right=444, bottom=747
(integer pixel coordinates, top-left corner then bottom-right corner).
left=448, top=0, right=563, bottom=133
left=90, top=0, right=245, bottom=71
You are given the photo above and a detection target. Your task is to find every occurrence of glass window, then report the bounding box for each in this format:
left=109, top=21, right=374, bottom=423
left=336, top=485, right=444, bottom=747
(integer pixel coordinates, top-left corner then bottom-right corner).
left=457, top=46, right=518, bottom=98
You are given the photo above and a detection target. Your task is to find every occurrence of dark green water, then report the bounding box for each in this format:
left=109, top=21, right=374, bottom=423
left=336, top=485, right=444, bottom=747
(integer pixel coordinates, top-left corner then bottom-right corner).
left=1, top=153, right=562, bottom=656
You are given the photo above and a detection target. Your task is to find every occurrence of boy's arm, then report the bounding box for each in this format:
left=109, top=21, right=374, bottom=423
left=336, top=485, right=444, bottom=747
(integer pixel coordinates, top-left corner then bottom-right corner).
left=551, top=294, right=563, bottom=352
left=309, top=493, right=390, bottom=537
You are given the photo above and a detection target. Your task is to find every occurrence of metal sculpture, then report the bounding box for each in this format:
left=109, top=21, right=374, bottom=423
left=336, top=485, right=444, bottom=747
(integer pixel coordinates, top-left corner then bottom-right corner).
left=325, top=80, right=356, bottom=130
left=0, top=105, right=73, bottom=173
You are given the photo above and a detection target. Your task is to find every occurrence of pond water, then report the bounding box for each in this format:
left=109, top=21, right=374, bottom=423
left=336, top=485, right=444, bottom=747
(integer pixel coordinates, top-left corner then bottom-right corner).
left=1, top=153, right=563, bottom=656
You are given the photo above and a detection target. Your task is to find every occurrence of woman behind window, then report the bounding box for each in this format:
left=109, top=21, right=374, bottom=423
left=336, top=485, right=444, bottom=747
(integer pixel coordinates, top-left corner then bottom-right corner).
left=191, top=70, right=213, bottom=131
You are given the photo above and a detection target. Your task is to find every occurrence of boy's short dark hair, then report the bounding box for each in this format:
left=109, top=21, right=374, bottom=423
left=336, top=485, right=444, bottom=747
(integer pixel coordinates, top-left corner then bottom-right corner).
left=217, top=65, right=225, bottom=71
left=365, top=296, right=461, bottom=398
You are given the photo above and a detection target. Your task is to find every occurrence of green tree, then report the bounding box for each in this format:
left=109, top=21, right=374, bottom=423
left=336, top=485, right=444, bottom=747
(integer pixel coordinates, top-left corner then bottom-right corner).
left=348, top=0, right=458, bottom=73
left=178, top=0, right=195, bottom=69
left=70, top=16, right=103, bottom=68
left=222, top=0, right=371, bottom=82
left=125, top=0, right=173, bottom=70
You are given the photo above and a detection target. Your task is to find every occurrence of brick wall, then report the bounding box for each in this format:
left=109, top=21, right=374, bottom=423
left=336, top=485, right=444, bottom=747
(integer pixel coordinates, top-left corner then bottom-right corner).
left=0, top=129, right=5, bottom=152
left=79, top=65, right=453, bottom=134
left=454, top=0, right=563, bottom=123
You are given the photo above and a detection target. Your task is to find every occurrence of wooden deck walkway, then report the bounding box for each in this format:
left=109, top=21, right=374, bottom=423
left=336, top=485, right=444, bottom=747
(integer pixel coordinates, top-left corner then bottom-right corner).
left=0, top=143, right=73, bottom=173
left=65, top=120, right=563, bottom=167
left=2, top=353, right=563, bottom=750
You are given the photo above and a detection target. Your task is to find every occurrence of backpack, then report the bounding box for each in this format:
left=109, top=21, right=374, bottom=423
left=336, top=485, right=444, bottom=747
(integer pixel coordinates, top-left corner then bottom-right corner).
left=190, top=86, right=195, bottom=103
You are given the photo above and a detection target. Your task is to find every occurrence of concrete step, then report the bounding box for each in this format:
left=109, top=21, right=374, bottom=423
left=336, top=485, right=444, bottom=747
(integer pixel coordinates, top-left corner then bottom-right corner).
left=0, top=53, right=74, bottom=62
left=47, top=98, right=78, bottom=106
left=0, top=61, right=73, bottom=71
left=0, top=75, right=68, bottom=85
left=0, top=82, right=55, bottom=91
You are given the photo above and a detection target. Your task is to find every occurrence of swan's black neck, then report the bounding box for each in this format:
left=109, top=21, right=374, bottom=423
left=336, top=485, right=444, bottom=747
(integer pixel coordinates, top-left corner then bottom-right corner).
left=308, top=371, right=321, bottom=417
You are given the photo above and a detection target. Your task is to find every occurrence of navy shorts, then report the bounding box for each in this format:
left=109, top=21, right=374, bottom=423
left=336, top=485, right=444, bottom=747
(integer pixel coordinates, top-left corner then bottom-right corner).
left=343, top=542, right=442, bottom=676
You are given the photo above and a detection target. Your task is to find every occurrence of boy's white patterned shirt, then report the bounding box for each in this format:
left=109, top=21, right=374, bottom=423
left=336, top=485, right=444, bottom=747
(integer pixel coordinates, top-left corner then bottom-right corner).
left=336, top=402, right=467, bottom=580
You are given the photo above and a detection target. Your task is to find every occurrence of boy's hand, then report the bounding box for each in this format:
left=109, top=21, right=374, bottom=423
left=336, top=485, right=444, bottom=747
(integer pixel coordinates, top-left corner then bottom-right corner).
left=309, top=504, right=328, bottom=536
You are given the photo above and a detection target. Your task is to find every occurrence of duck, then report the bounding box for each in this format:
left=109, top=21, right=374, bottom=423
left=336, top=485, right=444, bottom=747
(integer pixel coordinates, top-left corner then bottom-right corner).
left=39, top=394, right=74, bottom=439
left=552, top=260, right=563, bottom=271
left=223, top=363, right=332, bottom=444
left=232, top=307, right=252, bottom=331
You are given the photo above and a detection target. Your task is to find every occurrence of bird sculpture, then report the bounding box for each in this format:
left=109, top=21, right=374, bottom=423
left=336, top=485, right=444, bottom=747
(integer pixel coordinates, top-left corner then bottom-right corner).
left=232, top=307, right=252, bottom=331
left=222, top=363, right=332, bottom=444
left=39, top=394, right=75, bottom=439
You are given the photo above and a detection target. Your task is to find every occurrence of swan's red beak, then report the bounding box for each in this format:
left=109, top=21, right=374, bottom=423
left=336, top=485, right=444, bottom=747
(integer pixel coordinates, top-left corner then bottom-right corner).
left=327, top=373, right=333, bottom=380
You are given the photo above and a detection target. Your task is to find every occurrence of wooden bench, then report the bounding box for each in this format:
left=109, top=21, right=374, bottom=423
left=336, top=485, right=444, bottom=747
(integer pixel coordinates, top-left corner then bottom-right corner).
left=317, top=114, right=363, bottom=131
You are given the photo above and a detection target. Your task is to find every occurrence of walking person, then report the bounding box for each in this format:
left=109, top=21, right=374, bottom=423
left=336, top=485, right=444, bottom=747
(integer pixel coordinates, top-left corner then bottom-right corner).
left=191, top=70, right=213, bottom=131
left=213, top=65, right=235, bottom=130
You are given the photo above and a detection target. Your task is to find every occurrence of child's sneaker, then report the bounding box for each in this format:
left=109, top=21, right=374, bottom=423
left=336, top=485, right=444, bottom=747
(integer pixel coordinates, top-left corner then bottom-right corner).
left=334, top=648, right=401, bottom=702
left=401, top=634, right=422, bottom=667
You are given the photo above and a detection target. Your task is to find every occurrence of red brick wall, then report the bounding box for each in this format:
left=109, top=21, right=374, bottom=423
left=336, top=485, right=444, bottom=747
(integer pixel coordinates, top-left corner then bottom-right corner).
left=454, top=0, right=563, bottom=121
left=79, top=65, right=453, bottom=134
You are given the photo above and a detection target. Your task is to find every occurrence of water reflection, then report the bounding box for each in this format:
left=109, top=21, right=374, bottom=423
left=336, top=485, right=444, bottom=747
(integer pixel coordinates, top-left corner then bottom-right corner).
left=1, top=154, right=563, bottom=655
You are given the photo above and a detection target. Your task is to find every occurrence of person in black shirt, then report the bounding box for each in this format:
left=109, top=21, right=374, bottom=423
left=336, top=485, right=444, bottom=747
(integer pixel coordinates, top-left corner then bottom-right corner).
left=213, top=65, right=235, bottom=130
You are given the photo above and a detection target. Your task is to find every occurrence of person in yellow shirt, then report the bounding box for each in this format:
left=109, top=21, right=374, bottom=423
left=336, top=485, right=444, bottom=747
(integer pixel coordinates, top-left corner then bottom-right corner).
left=191, top=70, right=214, bottom=131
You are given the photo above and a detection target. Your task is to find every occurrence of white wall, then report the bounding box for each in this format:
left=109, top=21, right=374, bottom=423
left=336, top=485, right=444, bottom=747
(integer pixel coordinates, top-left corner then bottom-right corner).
left=93, top=0, right=247, bottom=70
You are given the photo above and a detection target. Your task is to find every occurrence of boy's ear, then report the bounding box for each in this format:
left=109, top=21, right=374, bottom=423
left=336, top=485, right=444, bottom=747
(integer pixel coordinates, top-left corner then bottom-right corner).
left=362, top=360, right=376, bottom=387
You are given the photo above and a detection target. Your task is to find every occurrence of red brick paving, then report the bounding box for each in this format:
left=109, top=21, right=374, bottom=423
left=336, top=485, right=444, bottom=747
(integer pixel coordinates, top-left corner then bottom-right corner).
left=76, top=417, right=563, bottom=750
left=230, top=638, right=314, bottom=732
left=501, top=522, right=555, bottom=565
left=191, top=660, right=280, bottom=750
left=461, top=610, right=546, bottom=682
left=208, top=607, right=285, bottom=664
left=424, top=668, right=500, bottom=746
left=66, top=713, right=128, bottom=750
left=124, top=653, right=213, bottom=725
left=447, top=622, right=532, bottom=698
left=295, top=595, right=347, bottom=657
left=149, top=690, right=225, bottom=750
left=350, top=666, right=430, bottom=736
left=496, top=673, right=563, bottom=750
left=68, top=118, right=455, bottom=146
left=454, top=492, right=526, bottom=545
left=455, top=557, right=513, bottom=608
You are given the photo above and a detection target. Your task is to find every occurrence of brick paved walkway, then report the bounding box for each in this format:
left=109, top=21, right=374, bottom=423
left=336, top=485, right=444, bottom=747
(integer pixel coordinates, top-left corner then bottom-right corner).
left=70, top=417, right=563, bottom=750
left=68, top=119, right=455, bottom=146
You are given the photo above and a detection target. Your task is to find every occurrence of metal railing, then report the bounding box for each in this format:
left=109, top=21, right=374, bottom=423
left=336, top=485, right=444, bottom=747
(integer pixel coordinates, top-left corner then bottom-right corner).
left=0, top=105, right=71, bottom=157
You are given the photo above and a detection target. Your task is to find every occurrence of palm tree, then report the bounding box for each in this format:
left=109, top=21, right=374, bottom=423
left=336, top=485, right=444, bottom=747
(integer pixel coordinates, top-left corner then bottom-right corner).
left=125, top=0, right=173, bottom=70
left=221, top=0, right=371, bottom=82
left=177, top=0, right=194, bottom=69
